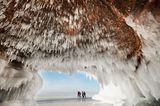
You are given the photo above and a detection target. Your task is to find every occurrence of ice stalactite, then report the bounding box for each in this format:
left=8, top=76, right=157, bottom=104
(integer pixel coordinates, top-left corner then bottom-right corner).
left=0, top=59, right=42, bottom=106
left=0, top=0, right=160, bottom=106
left=94, top=12, right=160, bottom=106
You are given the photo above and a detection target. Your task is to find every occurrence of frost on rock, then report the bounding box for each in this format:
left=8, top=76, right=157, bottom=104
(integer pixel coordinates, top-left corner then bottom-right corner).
left=0, top=59, right=42, bottom=106
left=0, top=0, right=160, bottom=106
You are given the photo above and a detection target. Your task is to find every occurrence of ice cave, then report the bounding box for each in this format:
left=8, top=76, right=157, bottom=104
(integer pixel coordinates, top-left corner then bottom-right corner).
left=0, top=0, right=160, bottom=106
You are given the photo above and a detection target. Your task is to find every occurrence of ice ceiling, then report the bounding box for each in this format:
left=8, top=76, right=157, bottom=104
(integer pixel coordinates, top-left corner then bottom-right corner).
left=0, top=0, right=160, bottom=106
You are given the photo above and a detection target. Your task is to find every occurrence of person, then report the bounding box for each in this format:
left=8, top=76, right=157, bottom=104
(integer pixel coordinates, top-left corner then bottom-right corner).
left=84, top=91, right=86, bottom=98
left=77, top=91, right=81, bottom=98
left=82, top=91, right=86, bottom=98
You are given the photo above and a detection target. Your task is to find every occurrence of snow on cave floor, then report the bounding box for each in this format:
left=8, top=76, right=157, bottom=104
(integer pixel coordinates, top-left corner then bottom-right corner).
left=37, top=98, right=113, bottom=106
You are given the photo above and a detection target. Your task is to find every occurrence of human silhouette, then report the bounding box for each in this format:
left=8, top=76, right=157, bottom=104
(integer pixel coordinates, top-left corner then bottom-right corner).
left=82, top=91, right=86, bottom=98
left=77, top=91, right=81, bottom=98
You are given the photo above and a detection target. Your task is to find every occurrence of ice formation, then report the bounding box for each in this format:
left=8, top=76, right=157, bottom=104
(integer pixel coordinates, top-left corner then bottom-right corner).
left=0, top=0, right=160, bottom=106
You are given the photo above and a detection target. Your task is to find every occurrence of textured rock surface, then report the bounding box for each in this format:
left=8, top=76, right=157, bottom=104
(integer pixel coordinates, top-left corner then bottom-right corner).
left=0, top=0, right=160, bottom=105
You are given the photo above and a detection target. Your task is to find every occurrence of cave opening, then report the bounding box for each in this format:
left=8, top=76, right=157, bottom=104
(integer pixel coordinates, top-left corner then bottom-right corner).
left=36, top=71, right=100, bottom=100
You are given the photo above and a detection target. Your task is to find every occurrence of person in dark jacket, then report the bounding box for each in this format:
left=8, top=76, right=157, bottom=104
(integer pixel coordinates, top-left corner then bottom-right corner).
left=77, top=91, right=81, bottom=98
left=82, top=91, right=86, bottom=98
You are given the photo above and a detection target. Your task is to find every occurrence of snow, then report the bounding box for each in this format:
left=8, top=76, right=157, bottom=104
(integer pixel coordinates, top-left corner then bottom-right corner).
left=93, top=83, right=126, bottom=105
left=93, top=13, right=160, bottom=106
left=0, top=59, right=42, bottom=104
left=0, top=1, right=160, bottom=106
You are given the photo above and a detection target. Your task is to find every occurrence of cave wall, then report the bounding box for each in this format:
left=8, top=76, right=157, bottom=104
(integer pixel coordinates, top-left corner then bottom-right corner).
left=0, top=0, right=160, bottom=106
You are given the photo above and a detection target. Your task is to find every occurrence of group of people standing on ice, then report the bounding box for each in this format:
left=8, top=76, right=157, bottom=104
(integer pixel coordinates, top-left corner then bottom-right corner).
left=77, top=91, right=86, bottom=98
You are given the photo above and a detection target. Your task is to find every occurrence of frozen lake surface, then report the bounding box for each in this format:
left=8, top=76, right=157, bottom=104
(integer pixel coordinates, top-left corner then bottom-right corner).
left=37, top=98, right=112, bottom=106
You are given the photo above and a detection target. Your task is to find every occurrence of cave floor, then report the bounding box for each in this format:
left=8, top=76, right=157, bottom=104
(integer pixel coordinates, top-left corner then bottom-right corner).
left=37, top=99, right=112, bottom=106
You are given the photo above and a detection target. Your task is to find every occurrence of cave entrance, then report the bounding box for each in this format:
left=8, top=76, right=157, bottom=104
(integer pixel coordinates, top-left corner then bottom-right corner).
left=36, top=71, right=100, bottom=100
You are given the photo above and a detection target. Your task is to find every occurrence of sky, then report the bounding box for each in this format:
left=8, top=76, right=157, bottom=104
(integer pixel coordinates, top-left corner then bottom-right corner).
left=37, top=71, right=100, bottom=98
